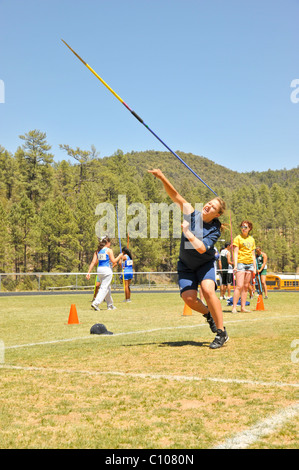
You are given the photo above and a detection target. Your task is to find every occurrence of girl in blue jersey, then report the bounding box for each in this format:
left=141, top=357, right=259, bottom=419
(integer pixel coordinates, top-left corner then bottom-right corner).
left=149, top=169, right=228, bottom=349
left=86, top=236, right=123, bottom=311
left=120, top=247, right=134, bottom=302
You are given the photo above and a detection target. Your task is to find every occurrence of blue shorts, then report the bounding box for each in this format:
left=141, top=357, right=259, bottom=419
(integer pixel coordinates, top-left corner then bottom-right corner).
left=177, top=259, right=216, bottom=295
left=124, top=273, right=133, bottom=280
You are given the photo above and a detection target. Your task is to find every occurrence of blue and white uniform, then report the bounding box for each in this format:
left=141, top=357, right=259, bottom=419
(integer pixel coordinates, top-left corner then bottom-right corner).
left=93, top=247, right=113, bottom=308
left=97, top=247, right=110, bottom=268
left=178, top=210, right=221, bottom=294
left=123, top=255, right=133, bottom=280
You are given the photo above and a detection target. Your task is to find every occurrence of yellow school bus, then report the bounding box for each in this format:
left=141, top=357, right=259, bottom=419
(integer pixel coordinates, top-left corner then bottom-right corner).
left=266, top=274, right=298, bottom=291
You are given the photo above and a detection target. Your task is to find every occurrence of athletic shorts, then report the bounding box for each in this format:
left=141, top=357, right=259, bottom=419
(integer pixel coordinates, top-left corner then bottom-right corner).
left=124, top=273, right=133, bottom=280
left=222, top=272, right=233, bottom=285
left=237, top=262, right=254, bottom=272
left=177, top=259, right=216, bottom=295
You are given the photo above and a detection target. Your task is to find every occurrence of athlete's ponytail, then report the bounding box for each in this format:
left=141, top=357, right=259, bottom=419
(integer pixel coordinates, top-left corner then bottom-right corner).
left=122, top=246, right=133, bottom=259
left=97, top=236, right=111, bottom=252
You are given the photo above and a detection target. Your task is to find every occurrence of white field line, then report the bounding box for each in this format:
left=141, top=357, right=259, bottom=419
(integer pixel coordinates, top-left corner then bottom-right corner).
left=5, top=324, right=205, bottom=349
left=4, top=314, right=298, bottom=351
left=0, top=363, right=298, bottom=389
left=1, top=363, right=297, bottom=449
left=214, top=403, right=299, bottom=449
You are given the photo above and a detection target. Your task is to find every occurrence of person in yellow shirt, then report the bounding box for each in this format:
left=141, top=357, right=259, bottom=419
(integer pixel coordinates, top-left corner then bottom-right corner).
left=232, top=220, right=257, bottom=313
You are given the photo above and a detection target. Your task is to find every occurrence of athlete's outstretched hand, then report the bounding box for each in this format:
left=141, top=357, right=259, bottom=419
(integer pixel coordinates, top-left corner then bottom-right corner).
left=148, top=168, right=164, bottom=180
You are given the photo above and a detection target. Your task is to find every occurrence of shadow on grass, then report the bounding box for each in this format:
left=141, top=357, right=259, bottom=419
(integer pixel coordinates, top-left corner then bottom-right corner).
left=160, top=340, right=210, bottom=348
left=122, top=340, right=210, bottom=348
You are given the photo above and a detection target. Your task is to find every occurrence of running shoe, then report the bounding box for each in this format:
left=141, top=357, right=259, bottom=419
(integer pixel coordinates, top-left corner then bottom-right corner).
left=91, top=302, right=100, bottom=311
left=209, top=327, right=229, bottom=349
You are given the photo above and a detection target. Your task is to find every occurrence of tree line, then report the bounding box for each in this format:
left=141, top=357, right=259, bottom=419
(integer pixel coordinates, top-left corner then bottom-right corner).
left=0, top=130, right=298, bottom=276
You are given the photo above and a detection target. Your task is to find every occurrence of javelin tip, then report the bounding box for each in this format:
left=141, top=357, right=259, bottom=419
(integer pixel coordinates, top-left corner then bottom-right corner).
left=61, top=39, right=87, bottom=66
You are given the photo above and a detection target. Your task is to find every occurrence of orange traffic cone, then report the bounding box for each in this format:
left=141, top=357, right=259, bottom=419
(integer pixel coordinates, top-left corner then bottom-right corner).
left=183, top=303, right=192, bottom=316
left=255, top=294, right=265, bottom=311
left=68, top=304, right=79, bottom=324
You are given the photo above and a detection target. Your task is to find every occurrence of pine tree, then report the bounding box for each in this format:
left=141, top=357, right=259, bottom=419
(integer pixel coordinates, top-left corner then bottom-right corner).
left=17, top=130, right=54, bottom=205
left=38, top=196, right=79, bottom=271
left=8, top=195, right=35, bottom=272
left=59, top=144, right=100, bottom=194
left=0, top=201, right=9, bottom=271
left=0, top=147, right=17, bottom=200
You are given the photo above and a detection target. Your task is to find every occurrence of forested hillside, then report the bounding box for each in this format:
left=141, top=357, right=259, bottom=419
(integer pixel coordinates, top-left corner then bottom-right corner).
left=0, top=130, right=298, bottom=274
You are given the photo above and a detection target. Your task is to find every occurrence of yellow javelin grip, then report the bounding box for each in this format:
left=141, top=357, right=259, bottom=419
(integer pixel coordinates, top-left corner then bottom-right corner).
left=85, top=63, right=124, bottom=104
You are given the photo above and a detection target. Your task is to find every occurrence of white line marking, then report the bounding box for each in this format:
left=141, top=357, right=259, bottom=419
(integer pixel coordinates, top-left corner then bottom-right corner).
left=214, top=403, right=299, bottom=449
left=5, top=314, right=298, bottom=350
left=5, top=325, right=205, bottom=350
left=6, top=336, right=92, bottom=349
left=1, top=364, right=297, bottom=448
left=0, top=364, right=298, bottom=388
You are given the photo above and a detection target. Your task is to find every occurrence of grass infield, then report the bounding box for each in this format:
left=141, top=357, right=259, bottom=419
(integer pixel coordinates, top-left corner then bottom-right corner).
left=0, top=291, right=298, bottom=449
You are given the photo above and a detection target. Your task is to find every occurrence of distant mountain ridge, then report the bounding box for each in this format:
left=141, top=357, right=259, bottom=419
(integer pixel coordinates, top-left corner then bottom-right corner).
left=103, top=149, right=298, bottom=191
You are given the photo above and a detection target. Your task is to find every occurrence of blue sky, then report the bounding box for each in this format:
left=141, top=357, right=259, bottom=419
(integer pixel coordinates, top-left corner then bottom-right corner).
left=0, top=0, right=298, bottom=173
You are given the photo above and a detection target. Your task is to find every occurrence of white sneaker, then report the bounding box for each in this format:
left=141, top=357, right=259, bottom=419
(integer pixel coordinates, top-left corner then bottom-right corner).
left=107, top=305, right=117, bottom=310
left=91, top=302, right=100, bottom=311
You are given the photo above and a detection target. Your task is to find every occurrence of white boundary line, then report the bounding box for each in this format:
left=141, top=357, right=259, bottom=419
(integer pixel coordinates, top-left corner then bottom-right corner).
left=5, top=324, right=206, bottom=350
left=1, top=363, right=297, bottom=449
left=2, top=314, right=299, bottom=449
left=0, top=363, right=298, bottom=389
left=213, top=403, right=299, bottom=449
left=5, top=314, right=298, bottom=350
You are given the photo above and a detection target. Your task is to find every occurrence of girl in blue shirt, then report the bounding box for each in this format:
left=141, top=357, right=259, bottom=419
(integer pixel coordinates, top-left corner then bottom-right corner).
left=120, top=247, right=134, bottom=302
left=86, top=236, right=123, bottom=311
left=149, top=168, right=228, bottom=349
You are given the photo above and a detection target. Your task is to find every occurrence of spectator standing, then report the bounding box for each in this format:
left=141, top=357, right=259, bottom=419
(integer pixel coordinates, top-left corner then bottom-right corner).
left=232, top=221, right=257, bottom=313
left=220, top=242, right=233, bottom=299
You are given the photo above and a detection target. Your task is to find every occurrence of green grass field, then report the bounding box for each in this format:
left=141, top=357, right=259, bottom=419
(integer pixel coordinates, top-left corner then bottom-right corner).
left=0, top=291, right=298, bottom=449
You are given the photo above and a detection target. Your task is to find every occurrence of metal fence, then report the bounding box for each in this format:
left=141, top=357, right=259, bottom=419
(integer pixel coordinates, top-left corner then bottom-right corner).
left=0, top=271, right=297, bottom=294
left=0, top=272, right=179, bottom=293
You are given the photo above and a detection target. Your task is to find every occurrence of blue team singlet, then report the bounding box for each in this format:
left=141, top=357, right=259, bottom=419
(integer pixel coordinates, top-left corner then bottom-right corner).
left=124, top=256, right=133, bottom=273
left=124, top=255, right=133, bottom=280
left=97, top=247, right=110, bottom=267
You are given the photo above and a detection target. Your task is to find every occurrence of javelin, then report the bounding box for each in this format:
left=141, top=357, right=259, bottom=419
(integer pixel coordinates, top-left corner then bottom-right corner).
left=116, top=205, right=126, bottom=296
left=61, top=39, right=218, bottom=196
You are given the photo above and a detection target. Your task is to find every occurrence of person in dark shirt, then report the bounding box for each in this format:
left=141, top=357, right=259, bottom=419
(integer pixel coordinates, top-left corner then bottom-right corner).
left=148, top=169, right=228, bottom=349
